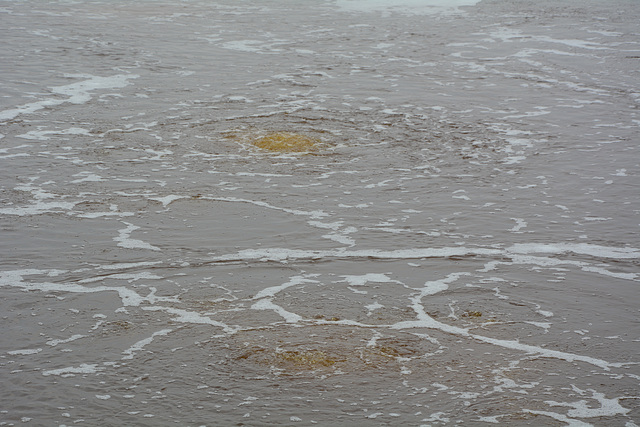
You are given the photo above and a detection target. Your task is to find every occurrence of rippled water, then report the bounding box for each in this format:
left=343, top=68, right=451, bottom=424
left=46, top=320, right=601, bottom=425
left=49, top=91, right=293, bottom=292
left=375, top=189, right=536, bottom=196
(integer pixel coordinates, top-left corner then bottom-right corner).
left=1, top=0, right=639, bottom=425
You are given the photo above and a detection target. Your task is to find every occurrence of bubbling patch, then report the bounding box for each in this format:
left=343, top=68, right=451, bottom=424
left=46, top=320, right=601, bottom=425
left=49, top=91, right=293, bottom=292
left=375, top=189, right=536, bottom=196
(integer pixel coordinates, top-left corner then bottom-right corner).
left=224, top=129, right=325, bottom=153
left=252, top=132, right=320, bottom=153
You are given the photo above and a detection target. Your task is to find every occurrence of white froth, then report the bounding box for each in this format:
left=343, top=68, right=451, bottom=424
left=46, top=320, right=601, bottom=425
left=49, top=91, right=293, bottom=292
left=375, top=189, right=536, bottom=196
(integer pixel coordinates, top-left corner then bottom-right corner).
left=509, top=218, right=528, bottom=232
left=222, top=40, right=282, bottom=54
left=473, top=335, right=618, bottom=371
left=365, top=302, right=384, bottom=314
left=142, top=306, right=235, bottom=333
left=149, top=195, right=188, bottom=207
left=336, top=0, right=481, bottom=15
left=251, top=299, right=303, bottom=323
left=122, top=329, right=173, bottom=360
left=114, top=222, right=161, bottom=251
left=0, top=200, right=77, bottom=216
left=1, top=1, right=637, bottom=423
left=523, top=410, right=592, bottom=427
left=7, top=348, right=42, bottom=355
left=98, top=261, right=163, bottom=270
left=70, top=172, right=104, bottom=184
left=386, top=270, right=619, bottom=370
left=0, top=74, right=138, bottom=122
left=507, top=243, right=640, bottom=260
left=207, top=197, right=328, bottom=219
left=46, top=334, right=85, bottom=347
left=0, top=181, right=77, bottom=216
left=546, top=388, right=631, bottom=418
left=78, top=272, right=163, bottom=284
left=253, top=275, right=319, bottom=300
left=211, top=247, right=502, bottom=263
left=340, top=273, right=395, bottom=286
left=0, top=269, right=160, bottom=307
left=42, top=363, right=102, bottom=377
left=17, top=127, right=91, bottom=141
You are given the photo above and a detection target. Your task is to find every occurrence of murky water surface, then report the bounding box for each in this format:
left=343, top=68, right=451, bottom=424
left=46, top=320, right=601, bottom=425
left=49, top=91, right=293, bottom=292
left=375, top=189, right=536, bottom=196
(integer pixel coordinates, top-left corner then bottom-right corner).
left=1, top=0, right=639, bottom=425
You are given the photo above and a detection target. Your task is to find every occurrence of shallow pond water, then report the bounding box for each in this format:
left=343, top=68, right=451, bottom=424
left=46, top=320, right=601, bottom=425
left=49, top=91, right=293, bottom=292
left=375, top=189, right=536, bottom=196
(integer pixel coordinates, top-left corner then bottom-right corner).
left=1, top=0, right=639, bottom=425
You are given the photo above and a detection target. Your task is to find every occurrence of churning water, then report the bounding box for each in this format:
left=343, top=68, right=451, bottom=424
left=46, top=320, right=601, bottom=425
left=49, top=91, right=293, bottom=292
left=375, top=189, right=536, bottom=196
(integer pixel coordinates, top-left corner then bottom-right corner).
left=1, top=0, right=639, bottom=425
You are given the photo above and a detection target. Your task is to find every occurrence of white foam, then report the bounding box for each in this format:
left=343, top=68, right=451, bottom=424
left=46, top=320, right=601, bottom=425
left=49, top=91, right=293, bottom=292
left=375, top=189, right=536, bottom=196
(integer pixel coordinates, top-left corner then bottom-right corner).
left=473, top=335, right=618, bottom=371
left=385, top=270, right=620, bottom=370
left=535, top=36, right=605, bottom=50
left=114, top=222, right=161, bottom=251
left=148, top=195, right=187, bottom=207
left=0, top=152, right=29, bottom=159
left=365, top=302, right=384, bottom=314
left=77, top=211, right=135, bottom=219
left=526, top=321, right=552, bottom=331
left=340, top=273, right=395, bottom=286
left=0, top=74, right=138, bottom=122
left=206, top=197, right=328, bottom=220
left=17, top=127, right=91, bottom=141
left=78, top=272, right=163, bottom=284
left=523, top=410, right=593, bottom=427
left=336, top=0, right=480, bottom=15
left=122, top=329, right=173, bottom=360
left=581, top=266, right=636, bottom=280
left=0, top=200, right=77, bottom=216
left=0, top=269, right=159, bottom=307
left=308, top=220, right=344, bottom=231
left=477, top=416, right=501, bottom=424
left=42, top=363, right=102, bottom=377
left=251, top=299, right=303, bottom=323
left=422, top=272, right=469, bottom=296
left=510, top=218, right=528, bottom=232
left=221, top=40, right=285, bottom=54
left=7, top=348, right=42, bottom=355
left=546, top=388, right=630, bottom=418
left=0, top=181, right=77, bottom=216
left=253, top=275, right=319, bottom=300
left=46, top=334, right=85, bottom=347
left=507, top=243, right=640, bottom=260
left=488, top=254, right=637, bottom=282
left=98, top=261, right=163, bottom=270
left=70, top=172, right=104, bottom=184
left=323, top=233, right=356, bottom=246
left=211, top=247, right=502, bottom=263
left=142, top=306, right=236, bottom=333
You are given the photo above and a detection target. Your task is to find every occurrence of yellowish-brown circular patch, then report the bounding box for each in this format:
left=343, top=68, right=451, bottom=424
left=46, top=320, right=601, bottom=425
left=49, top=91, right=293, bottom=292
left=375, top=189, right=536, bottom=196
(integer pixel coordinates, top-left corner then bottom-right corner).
left=252, top=132, right=320, bottom=152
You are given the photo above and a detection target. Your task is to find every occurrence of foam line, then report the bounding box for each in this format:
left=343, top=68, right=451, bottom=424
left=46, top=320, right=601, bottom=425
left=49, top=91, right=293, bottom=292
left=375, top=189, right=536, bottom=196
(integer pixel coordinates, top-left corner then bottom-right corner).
left=42, top=363, right=103, bottom=377
left=204, top=197, right=328, bottom=219
left=251, top=299, right=303, bottom=323
left=0, top=269, right=165, bottom=307
left=253, top=275, right=319, bottom=300
left=0, top=74, right=138, bottom=122
left=114, top=222, right=161, bottom=251
left=210, top=247, right=502, bottom=263
left=122, top=329, right=173, bottom=360
left=507, top=243, right=640, bottom=259
left=141, top=306, right=237, bottom=333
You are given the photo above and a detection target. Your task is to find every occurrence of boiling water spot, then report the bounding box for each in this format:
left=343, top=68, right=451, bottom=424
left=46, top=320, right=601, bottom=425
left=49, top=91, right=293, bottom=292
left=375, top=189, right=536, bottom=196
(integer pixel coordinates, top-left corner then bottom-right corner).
left=274, top=349, right=340, bottom=368
left=251, top=132, right=321, bottom=153
left=232, top=328, right=430, bottom=376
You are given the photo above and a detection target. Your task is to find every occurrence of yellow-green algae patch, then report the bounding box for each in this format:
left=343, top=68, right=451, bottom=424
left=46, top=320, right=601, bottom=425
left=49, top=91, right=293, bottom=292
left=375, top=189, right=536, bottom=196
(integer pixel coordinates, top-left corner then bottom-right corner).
left=252, top=132, right=321, bottom=152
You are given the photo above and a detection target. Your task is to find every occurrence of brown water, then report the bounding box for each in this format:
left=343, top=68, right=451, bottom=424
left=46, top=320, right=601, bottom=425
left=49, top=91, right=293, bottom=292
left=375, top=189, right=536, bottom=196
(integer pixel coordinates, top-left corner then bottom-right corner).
left=1, top=0, right=639, bottom=425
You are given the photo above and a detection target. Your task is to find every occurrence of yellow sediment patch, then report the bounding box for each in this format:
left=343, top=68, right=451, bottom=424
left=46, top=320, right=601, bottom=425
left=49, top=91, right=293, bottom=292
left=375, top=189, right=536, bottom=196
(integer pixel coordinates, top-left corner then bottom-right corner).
left=276, top=350, right=339, bottom=367
left=251, top=132, right=320, bottom=153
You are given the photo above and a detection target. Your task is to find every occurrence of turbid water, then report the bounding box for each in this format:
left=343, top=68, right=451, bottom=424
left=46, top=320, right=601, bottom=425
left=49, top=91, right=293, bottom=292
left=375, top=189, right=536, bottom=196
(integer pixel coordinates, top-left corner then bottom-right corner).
left=1, top=0, right=639, bottom=425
